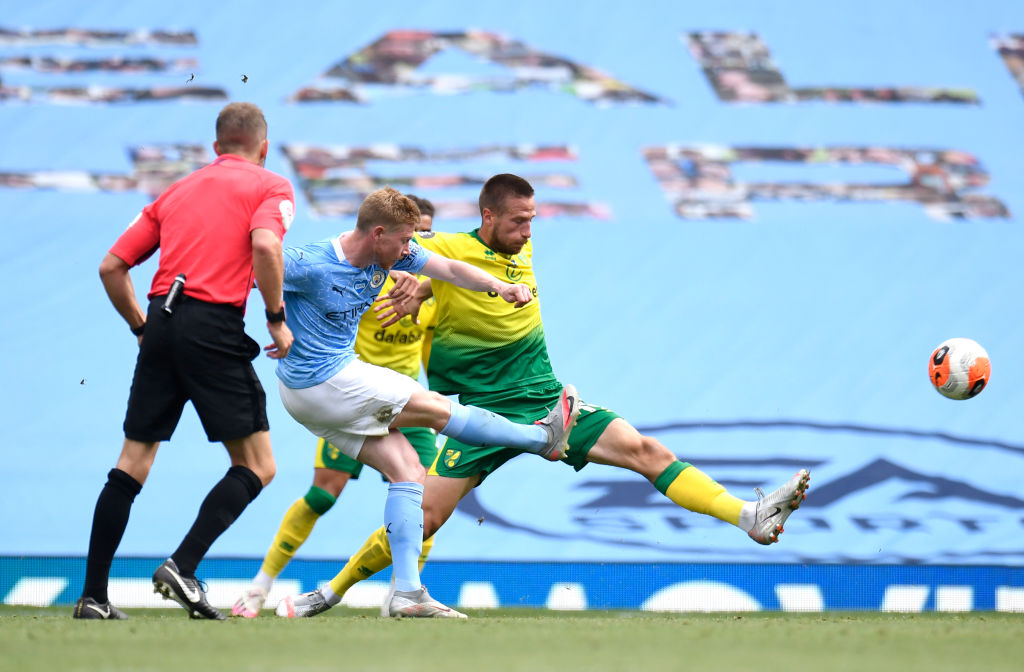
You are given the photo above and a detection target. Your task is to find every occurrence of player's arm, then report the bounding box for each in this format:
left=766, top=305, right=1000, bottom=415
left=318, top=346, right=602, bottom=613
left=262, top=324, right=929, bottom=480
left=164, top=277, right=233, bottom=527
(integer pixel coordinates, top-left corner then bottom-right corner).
left=250, top=181, right=296, bottom=359
left=99, top=252, right=147, bottom=344
left=419, top=254, right=532, bottom=307
left=384, top=270, right=419, bottom=304
left=375, top=278, right=433, bottom=328
left=252, top=228, right=293, bottom=359
left=103, top=209, right=160, bottom=344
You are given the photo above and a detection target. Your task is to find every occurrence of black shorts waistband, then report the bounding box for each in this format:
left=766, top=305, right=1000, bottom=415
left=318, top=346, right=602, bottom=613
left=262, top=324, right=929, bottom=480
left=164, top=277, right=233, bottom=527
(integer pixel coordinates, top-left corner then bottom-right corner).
left=149, top=295, right=244, bottom=316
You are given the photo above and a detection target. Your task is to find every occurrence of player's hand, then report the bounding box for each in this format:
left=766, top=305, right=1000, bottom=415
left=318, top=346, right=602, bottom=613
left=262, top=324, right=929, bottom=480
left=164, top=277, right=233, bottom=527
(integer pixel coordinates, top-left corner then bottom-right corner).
left=374, top=295, right=423, bottom=328
left=499, top=282, right=533, bottom=308
left=265, top=321, right=294, bottom=359
left=386, top=271, right=418, bottom=304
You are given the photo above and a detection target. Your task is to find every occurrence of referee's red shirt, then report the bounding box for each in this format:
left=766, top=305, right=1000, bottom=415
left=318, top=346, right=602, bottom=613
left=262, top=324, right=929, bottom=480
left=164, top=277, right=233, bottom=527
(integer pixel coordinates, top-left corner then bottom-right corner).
left=109, top=154, right=295, bottom=309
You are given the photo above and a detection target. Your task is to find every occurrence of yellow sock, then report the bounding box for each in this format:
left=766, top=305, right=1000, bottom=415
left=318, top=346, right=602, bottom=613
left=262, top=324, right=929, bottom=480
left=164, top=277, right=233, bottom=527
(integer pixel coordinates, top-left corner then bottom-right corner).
left=259, top=486, right=336, bottom=578
left=418, top=534, right=435, bottom=571
left=328, top=526, right=392, bottom=597
left=654, top=460, right=745, bottom=526
left=328, top=528, right=437, bottom=597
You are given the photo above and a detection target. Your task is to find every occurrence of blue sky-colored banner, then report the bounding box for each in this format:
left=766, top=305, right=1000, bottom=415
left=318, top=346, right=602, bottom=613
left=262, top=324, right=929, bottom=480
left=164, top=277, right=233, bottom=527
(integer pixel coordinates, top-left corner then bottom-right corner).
left=2, top=0, right=1024, bottom=567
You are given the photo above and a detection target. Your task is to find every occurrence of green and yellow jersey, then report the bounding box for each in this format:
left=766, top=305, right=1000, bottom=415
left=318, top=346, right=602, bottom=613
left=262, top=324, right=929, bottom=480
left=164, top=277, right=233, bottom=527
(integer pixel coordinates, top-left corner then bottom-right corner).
left=416, top=229, right=558, bottom=396
left=354, top=273, right=437, bottom=379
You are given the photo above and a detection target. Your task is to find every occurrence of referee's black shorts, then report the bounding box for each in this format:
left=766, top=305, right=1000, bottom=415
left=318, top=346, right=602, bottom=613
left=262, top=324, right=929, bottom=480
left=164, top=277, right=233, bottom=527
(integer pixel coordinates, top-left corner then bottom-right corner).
left=123, top=296, right=269, bottom=443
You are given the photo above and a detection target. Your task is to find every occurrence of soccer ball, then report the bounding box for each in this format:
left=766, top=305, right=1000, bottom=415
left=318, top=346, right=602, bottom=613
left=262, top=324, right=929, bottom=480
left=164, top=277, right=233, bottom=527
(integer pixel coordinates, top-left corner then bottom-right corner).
left=928, top=337, right=991, bottom=400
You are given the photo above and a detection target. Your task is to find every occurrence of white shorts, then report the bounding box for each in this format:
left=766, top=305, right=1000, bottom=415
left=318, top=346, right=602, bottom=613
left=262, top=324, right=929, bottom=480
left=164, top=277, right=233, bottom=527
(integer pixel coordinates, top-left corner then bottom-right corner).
left=278, top=358, right=421, bottom=459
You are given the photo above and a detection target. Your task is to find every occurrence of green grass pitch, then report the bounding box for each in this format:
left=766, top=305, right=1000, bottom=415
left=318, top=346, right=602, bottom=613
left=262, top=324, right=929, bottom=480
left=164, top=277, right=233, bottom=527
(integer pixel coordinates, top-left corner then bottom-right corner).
left=3, top=606, right=1022, bottom=672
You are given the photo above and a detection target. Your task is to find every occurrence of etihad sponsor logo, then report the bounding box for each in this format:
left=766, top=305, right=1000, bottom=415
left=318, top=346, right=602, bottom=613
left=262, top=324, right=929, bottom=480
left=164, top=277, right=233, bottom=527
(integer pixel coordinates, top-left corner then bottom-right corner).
left=326, top=300, right=373, bottom=323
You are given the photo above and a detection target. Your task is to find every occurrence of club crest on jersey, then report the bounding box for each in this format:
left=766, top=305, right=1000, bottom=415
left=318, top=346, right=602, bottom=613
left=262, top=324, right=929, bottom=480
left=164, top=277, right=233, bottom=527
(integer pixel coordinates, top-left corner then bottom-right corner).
left=444, top=449, right=461, bottom=468
left=506, top=259, right=523, bottom=282
left=370, top=270, right=387, bottom=288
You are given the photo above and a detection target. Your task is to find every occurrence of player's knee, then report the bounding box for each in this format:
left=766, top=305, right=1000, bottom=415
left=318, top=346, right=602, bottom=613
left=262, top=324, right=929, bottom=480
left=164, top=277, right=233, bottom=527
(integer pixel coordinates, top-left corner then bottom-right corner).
left=617, top=434, right=666, bottom=470
left=249, top=457, right=276, bottom=486
left=392, top=459, right=426, bottom=484
left=403, top=389, right=450, bottom=431
left=640, top=435, right=673, bottom=460
left=424, top=391, right=452, bottom=430
left=313, top=470, right=350, bottom=498
left=408, top=461, right=427, bottom=483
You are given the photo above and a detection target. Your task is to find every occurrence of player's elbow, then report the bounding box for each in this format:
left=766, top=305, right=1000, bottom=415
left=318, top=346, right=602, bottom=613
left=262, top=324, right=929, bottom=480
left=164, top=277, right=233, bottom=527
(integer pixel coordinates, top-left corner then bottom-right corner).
left=99, top=253, right=128, bottom=282
left=251, top=228, right=282, bottom=261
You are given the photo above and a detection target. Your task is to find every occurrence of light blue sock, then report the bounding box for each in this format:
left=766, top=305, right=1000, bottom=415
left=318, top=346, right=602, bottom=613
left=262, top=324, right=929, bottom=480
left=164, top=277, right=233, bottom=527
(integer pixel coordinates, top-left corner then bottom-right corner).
left=384, top=482, right=424, bottom=593
left=442, top=401, right=547, bottom=452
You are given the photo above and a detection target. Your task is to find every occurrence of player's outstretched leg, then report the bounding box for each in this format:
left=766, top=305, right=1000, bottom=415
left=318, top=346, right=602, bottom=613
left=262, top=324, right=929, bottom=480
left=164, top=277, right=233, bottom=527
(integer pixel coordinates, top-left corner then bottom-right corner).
left=433, top=385, right=579, bottom=461
left=152, top=558, right=225, bottom=620
left=275, top=588, right=332, bottom=618
left=747, top=469, right=811, bottom=545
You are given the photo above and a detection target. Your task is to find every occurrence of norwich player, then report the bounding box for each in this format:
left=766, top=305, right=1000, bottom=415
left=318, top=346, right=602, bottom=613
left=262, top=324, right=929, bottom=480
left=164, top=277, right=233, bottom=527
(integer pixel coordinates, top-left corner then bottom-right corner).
left=231, top=196, right=442, bottom=618
left=275, top=175, right=809, bottom=618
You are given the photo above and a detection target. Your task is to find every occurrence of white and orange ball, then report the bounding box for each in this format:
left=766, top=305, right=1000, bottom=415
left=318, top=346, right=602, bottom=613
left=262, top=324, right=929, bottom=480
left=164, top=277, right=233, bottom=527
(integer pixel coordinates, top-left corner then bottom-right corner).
left=929, top=337, right=991, bottom=400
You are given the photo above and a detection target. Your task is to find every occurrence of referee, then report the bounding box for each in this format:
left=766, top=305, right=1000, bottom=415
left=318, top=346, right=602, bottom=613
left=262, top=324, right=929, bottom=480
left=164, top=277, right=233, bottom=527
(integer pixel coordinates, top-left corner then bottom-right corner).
left=73, top=102, right=295, bottom=620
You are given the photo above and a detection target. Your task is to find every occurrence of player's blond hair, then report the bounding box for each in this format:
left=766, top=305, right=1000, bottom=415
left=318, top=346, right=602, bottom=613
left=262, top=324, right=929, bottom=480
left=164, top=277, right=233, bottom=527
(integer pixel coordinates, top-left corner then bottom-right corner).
left=215, top=102, right=267, bottom=155
left=356, top=186, right=421, bottom=232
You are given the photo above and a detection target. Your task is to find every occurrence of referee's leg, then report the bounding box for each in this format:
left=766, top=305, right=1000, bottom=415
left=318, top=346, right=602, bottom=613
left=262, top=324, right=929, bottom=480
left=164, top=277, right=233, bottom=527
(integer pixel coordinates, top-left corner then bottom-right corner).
left=167, top=431, right=275, bottom=578
left=77, top=439, right=158, bottom=615
left=224, top=430, right=277, bottom=485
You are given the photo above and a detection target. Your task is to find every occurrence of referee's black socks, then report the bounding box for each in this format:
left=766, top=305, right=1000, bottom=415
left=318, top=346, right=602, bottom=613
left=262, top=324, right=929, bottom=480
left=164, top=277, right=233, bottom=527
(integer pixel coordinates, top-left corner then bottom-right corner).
left=170, top=465, right=263, bottom=577
left=82, top=468, right=143, bottom=603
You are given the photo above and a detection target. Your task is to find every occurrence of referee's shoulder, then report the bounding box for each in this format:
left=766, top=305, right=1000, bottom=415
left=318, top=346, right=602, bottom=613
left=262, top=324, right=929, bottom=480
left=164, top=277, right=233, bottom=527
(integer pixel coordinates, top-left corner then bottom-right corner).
left=253, top=163, right=293, bottom=188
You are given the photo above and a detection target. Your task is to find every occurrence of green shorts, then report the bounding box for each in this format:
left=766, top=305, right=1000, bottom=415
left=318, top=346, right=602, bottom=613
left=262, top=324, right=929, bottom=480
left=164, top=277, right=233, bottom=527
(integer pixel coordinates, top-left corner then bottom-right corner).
left=429, top=383, right=619, bottom=483
left=314, top=427, right=439, bottom=480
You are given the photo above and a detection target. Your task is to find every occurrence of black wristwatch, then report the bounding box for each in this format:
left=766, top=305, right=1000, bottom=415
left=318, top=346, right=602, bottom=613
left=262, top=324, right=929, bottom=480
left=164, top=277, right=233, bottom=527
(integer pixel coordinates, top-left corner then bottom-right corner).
left=265, top=306, right=286, bottom=323
left=130, top=323, right=146, bottom=336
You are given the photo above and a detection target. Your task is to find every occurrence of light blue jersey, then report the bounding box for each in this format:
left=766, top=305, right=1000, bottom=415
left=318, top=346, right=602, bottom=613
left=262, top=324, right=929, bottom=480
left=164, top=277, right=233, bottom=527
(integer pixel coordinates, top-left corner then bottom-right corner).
left=276, top=236, right=431, bottom=388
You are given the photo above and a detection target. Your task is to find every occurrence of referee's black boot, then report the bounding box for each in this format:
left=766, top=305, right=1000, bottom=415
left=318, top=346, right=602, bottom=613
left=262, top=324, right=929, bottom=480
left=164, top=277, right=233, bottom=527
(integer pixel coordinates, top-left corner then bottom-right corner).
left=72, top=596, right=128, bottom=620
left=152, top=558, right=225, bottom=620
